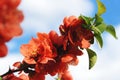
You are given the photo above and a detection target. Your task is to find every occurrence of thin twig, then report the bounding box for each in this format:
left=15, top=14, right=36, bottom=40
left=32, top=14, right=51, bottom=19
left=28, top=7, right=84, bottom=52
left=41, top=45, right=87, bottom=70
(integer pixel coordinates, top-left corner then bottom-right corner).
left=0, top=68, right=22, bottom=77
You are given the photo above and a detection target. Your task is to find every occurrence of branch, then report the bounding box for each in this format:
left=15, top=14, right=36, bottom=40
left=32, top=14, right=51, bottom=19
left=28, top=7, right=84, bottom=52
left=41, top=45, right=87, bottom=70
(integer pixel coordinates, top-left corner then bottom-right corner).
left=0, top=62, right=35, bottom=78
left=0, top=67, right=23, bottom=78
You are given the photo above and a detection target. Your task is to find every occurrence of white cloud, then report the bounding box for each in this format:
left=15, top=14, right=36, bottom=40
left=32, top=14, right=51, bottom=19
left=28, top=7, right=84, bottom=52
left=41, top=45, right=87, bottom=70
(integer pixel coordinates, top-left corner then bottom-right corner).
left=19, top=0, right=94, bottom=33
left=0, top=53, right=23, bottom=75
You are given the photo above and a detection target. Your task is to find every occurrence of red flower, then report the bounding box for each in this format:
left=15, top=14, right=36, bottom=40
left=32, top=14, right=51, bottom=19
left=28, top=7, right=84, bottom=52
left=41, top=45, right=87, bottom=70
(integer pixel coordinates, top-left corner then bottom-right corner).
left=0, top=6, right=23, bottom=41
left=61, top=45, right=83, bottom=65
left=61, top=71, right=73, bottom=80
left=59, top=16, right=94, bottom=49
left=29, top=72, right=45, bottom=80
left=49, top=30, right=65, bottom=47
left=0, top=22, right=23, bottom=42
left=49, top=28, right=84, bottom=76
left=0, top=0, right=23, bottom=57
left=19, top=74, right=29, bottom=80
left=7, top=0, right=21, bottom=9
left=0, top=0, right=6, bottom=8
left=0, top=42, right=7, bottom=57
left=20, top=33, right=57, bottom=64
left=2, top=74, right=22, bottom=80
left=0, top=0, right=21, bottom=9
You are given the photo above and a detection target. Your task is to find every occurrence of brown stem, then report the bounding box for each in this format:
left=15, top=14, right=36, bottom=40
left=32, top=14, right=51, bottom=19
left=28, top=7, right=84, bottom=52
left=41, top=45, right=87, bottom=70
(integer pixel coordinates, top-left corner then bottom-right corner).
left=0, top=68, right=22, bottom=77
left=0, top=62, right=35, bottom=78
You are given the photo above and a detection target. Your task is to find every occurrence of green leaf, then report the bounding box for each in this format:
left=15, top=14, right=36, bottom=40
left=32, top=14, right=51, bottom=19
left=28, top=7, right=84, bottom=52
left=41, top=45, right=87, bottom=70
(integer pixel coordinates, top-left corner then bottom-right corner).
left=92, top=25, right=103, bottom=48
left=96, top=0, right=106, bottom=16
left=79, top=15, right=93, bottom=25
left=55, top=78, right=61, bottom=80
left=96, top=23, right=107, bottom=33
left=86, top=49, right=97, bottom=69
left=92, top=26, right=101, bottom=35
left=94, top=33, right=103, bottom=48
left=82, top=24, right=89, bottom=29
left=106, top=25, right=118, bottom=39
left=95, top=14, right=103, bottom=26
left=0, top=77, right=2, bottom=80
left=90, top=38, right=94, bottom=44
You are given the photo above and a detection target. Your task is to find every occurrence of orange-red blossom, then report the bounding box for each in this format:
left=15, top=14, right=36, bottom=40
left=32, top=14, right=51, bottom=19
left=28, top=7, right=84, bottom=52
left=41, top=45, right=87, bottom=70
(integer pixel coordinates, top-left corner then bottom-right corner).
left=0, top=0, right=24, bottom=57
left=18, top=16, right=93, bottom=80
left=59, top=16, right=94, bottom=49
left=4, top=15, right=94, bottom=80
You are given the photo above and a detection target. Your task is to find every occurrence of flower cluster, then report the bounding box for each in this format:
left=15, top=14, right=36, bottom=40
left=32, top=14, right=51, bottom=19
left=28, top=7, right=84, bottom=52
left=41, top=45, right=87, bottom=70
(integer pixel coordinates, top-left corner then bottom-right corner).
left=0, top=0, right=24, bottom=57
left=0, top=0, right=117, bottom=80
left=6, top=16, right=93, bottom=80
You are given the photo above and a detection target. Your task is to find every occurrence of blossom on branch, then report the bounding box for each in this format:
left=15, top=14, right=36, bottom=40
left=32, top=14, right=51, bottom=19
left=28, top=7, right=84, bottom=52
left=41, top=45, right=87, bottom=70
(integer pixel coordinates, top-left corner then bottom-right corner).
left=15, top=15, right=95, bottom=80
left=59, top=16, right=94, bottom=49
left=0, top=0, right=117, bottom=80
left=20, top=33, right=57, bottom=64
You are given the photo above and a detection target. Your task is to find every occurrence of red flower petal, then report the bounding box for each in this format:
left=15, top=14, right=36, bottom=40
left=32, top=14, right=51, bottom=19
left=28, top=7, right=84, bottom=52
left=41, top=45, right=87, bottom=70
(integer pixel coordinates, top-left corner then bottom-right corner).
left=5, top=23, right=23, bottom=37
left=68, top=46, right=83, bottom=56
left=13, top=62, right=21, bottom=68
left=0, top=43, right=8, bottom=57
left=7, top=0, right=21, bottom=8
left=61, top=54, right=74, bottom=63
left=29, top=73, right=45, bottom=80
left=0, top=0, right=6, bottom=8
left=81, top=38, right=90, bottom=48
left=63, top=16, right=77, bottom=27
left=19, top=74, right=29, bottom=80
left=69, top=57, right=79, bottom=66
left=0, top=23, right=23, bottom=42
left=61, top=71, right=73, bottom=80
left=23, top=57, right=36, bottom=64
left=49, top=30, right=64, bottom=46
left=20, top=44, right=35, bottom=57
left=38, top=57, right=55, bottom=64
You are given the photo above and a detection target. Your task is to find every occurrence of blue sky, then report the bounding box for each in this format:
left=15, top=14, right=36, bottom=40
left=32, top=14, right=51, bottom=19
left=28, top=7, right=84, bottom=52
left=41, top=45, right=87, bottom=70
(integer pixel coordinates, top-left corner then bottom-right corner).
left=0, top=0, right=120, bottom=80
left=91, top=0, right=120, bottom=25
left=102, top=0, right=120, bottom=25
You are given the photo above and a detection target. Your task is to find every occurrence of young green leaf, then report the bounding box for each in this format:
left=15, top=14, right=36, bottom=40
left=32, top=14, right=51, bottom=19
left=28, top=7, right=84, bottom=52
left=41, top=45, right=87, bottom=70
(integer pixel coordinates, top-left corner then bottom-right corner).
left=94, top=33, right=103, bottom=48
left=0, top=77, right=2, bottom=80
left=92, top=26, right=101, bottom=35
left=96, top=23, right=107, bottom=33
left=79, top=15, right=93, bottom=25
left=95, top=14, right=103, bottom=26
left=56, top=78, right=61, bottom=80
left=86, top=49, right=97, bottom=69
left=96, top=0, right=106, bottom=16
left=106, top=25, right=118, bottom=39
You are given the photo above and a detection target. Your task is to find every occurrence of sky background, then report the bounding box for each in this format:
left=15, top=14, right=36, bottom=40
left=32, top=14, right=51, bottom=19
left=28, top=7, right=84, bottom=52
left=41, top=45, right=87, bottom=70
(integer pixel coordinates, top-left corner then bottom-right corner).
left=0, top=0, right=120, bottom=80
